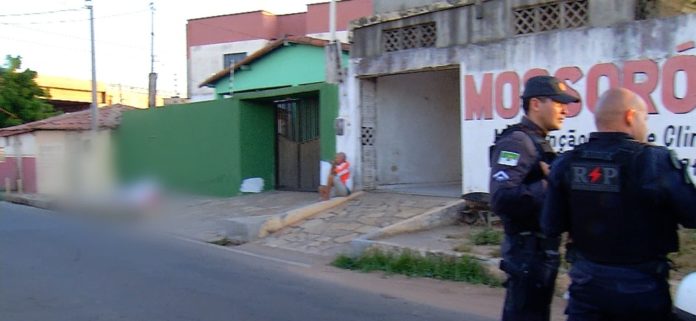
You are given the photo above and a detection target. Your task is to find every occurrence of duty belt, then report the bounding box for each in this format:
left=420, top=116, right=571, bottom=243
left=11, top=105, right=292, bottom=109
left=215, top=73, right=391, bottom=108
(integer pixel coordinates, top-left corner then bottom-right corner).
left=507, top=231, right=544, bottom=252
left=573, top=252, right=672, bottom=278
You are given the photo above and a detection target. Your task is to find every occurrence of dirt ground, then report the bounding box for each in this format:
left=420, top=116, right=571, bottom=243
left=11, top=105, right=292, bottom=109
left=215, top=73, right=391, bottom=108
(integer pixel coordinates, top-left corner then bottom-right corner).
left=670, top=229, right=696, bottom=281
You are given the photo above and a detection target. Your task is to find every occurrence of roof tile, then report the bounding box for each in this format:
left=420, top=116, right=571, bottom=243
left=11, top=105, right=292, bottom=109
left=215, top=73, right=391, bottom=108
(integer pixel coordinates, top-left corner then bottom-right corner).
left=0, top=104, right=137, bottom=137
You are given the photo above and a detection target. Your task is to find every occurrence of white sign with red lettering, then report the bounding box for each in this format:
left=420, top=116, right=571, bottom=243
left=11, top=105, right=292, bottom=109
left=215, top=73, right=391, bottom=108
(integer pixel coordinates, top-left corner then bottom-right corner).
left=460, top=17, right=696, bottom=193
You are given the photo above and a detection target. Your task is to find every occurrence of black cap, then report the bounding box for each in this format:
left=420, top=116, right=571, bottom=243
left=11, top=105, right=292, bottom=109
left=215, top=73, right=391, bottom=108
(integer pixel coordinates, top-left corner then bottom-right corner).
left=521, top=76, right=580, bottom=104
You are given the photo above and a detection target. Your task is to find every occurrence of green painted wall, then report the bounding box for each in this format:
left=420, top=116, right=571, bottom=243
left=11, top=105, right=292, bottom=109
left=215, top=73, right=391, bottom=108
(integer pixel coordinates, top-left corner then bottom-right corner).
left=214, top=44, right=349, bottom=95
left=319, top=84, right=338, bottom=161
left=239, top=100, right=276, bottom=190
left=115, top=99, right=243, bottom=196
left=235, top=83, right=338, bottom=162
left=116, top=82, right=339, bottom=197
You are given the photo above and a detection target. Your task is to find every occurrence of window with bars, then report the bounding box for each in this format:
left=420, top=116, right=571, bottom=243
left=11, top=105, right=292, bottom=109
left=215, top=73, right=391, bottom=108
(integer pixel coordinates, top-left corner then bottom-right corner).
left=276, top=99, right=320, bottom=144
left=223, top=52, right=247, bottom=68
left=361, top=126, right=375, bottom=146
left=513, top=0, right=588, bottom=35
left=383, top=22, right=437, bottom=52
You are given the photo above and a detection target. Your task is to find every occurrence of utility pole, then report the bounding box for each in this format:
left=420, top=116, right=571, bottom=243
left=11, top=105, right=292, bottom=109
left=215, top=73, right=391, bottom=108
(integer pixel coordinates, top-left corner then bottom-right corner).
left=325, top=0, right=341, bottom=84
left=329, top=0, right=336, bottom=42
left=86, top=0, right=97, bottom=132
left=148, top=1, right=157, bottom=108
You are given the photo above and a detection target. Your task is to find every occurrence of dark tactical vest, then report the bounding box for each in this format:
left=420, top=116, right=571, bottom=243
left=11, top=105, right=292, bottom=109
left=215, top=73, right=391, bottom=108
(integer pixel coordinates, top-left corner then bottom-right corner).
left=492, top=123, right=557, bottom=184
left=565, top=140, right=679, bottom=264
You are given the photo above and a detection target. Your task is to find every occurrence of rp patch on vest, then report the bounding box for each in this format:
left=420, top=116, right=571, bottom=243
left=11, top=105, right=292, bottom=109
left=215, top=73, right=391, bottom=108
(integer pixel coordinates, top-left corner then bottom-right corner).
left=498, top=151, right=520, bottom=166
left=571, top=163, right=621, bottom=192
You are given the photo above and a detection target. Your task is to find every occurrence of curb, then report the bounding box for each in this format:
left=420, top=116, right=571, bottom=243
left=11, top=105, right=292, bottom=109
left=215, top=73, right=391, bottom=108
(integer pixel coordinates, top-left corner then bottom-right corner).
left=223, top=191, right=364, bottom=243
left=1, top=193, right=56, bottom=209
left=350, top=198, right=465, bottom=256
left=364, top=199, right=464, bottom=240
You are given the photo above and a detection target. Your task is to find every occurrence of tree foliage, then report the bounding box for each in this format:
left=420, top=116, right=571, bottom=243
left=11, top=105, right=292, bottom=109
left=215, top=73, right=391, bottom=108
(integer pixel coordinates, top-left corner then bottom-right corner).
left=0, top=55, right=58, bottom=128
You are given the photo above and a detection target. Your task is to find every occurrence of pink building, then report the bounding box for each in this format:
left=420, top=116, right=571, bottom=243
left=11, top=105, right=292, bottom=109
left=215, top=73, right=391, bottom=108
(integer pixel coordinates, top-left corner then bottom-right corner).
left=186, top=0, right=372, bottom=101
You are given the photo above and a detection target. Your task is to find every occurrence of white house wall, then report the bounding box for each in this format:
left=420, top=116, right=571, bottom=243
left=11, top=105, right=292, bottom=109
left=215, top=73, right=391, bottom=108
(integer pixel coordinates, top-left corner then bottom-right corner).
left=460, top=14, right=696, bottom=193
left=35, top=130, right=116, bottom=196
left=337, top=60, right=362, bottom=189
left=375, top=69, right=461, bottom=185
left=35, top=131, right=68, bottom=195
left=0, top=133, right=37, bottom=157
left=188, top=39, right=270, bottom=101
left=80, top=130, right=116, bottom=196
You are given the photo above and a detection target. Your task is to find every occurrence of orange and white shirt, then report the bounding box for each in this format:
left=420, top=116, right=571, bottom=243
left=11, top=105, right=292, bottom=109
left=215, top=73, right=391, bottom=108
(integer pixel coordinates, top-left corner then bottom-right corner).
left=334, top=161, right=351, bottom=184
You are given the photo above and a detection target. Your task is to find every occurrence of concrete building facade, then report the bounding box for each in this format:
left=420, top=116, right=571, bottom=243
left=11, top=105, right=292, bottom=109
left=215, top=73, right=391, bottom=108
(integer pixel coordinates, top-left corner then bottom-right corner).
left=342, top=0, right=696, bottom=196
left=119, top=38, right=347, bottom=197
left=186, top=0, right=373, bottom=101
left=37, top=75, right=177, bottom=110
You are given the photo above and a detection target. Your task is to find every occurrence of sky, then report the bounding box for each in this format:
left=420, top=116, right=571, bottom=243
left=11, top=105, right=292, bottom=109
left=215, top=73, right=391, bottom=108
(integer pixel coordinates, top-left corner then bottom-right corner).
left=0, top=0, right=325, bottom=97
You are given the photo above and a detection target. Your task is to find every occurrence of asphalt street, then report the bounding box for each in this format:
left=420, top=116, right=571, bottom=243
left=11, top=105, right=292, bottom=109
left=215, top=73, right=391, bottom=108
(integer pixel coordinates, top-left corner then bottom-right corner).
left=0, top=201, right=495, bottom=321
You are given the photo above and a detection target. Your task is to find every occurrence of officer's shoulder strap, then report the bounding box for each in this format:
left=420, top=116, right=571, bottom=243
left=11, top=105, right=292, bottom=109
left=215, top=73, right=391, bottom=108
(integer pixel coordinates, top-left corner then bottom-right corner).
left=494, top=124, right=522, bottom=143
left=496, top=123, right=551, bottom=157
left=647, top=145, right=695, bottom=185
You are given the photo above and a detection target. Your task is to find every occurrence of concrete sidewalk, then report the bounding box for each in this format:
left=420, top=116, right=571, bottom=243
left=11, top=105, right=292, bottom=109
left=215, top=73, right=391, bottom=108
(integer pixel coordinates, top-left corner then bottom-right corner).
left=1, top=190, right=465, bottom=252
left=1, top=190, right=502, bottom=265
left=255, top=191, right=462, bottom=256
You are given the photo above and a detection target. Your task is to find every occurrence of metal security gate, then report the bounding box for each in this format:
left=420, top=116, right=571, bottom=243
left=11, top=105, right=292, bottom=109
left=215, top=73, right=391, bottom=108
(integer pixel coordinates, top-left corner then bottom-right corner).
left=275, top=98, right=320, bottom=191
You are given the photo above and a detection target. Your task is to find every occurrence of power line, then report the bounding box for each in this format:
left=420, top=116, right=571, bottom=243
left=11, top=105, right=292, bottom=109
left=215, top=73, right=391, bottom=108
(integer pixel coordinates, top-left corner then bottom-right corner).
left=0, top=9, right=148, bottom=25
left=0, top=34, right=91, bottom=52
left=2, top=23, right=150, bottom=52
left=0, top=8, right=82, bottom=17
left=0, top=34, right=154, bottom=63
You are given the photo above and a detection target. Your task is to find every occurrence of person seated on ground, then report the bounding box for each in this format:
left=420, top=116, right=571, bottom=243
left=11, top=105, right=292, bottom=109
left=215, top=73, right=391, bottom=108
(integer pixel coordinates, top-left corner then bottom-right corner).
left=320, top=152, right=351, bottom=200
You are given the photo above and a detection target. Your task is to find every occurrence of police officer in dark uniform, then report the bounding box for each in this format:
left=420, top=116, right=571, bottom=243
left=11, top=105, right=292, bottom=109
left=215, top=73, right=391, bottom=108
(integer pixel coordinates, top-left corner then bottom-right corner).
left=541, top=88, right=696, bottom=321
left=490, top=75, right=580, bottom=321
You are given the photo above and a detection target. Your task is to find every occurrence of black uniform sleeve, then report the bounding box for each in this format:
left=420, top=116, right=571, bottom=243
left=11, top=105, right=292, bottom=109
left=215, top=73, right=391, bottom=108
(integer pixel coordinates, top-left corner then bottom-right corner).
left=656, top=149, right=696, bottom=228
left=489, top=131, right=546, bottom=222
left=541, top=154, right=572, bottom=238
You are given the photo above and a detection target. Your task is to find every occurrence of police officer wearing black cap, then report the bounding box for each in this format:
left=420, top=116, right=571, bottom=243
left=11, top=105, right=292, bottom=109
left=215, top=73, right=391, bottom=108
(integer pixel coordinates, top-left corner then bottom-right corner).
left=542, top=88, right=696, bottom=321
left=490, top=75, right=580, bottom=321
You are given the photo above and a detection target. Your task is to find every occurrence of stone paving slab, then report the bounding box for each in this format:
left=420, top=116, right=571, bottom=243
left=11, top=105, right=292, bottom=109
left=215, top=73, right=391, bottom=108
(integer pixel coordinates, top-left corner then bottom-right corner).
left=143, top=191, right=319, bottom=242
left=255, top=191, right=459, bottom=256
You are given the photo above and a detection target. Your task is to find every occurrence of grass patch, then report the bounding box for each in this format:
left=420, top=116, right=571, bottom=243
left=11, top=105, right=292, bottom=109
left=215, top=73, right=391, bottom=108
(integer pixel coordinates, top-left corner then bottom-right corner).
left=469, top=227, right=503, bottom=245
left=453, top=243, right=472, bottom=253
left=332, top=249, right=501, bottom=286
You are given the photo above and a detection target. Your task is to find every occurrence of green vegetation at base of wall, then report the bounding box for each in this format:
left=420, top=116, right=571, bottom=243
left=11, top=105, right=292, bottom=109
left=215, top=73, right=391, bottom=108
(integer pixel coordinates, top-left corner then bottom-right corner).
left=332, top=249, right=501, bottom=286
